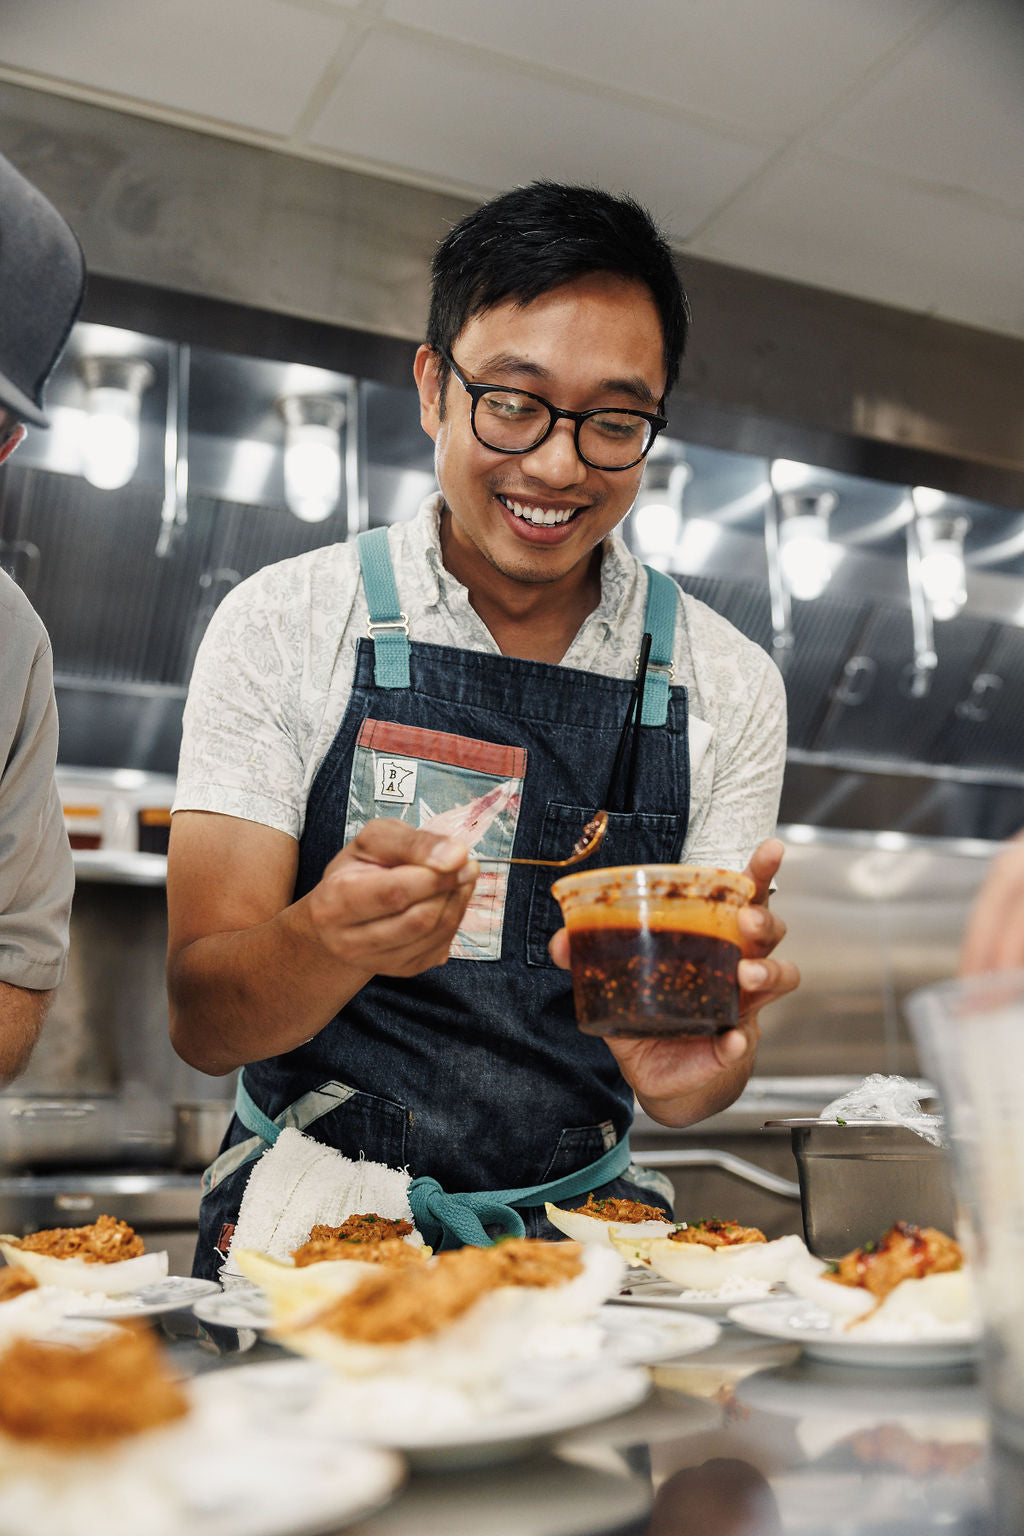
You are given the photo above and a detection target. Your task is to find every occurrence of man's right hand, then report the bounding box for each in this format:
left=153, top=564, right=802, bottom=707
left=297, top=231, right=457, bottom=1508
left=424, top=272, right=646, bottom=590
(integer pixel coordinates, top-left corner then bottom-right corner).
left=166, top=810, right=477, bottom=1075
left=303, top=820, right=478, bottom=975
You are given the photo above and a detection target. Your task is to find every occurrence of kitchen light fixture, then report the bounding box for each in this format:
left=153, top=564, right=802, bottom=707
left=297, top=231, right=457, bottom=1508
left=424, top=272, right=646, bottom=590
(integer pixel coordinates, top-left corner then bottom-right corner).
left=278, top=395, right=345, bottom=523
left=775, top=489, right=839, bottom=602
left=765, top=465, right=839, bottom=671
left=768, top=458, right=814, bottom=494
left=77, top=357, right=155, bottom=490
left=911, top=488, right=970, bottom=622
left=632, top=460, right=692, bottom=570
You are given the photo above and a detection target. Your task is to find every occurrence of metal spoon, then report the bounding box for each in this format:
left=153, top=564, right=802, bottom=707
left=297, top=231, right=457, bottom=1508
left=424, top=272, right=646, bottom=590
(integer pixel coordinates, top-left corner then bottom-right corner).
left=476, top=810, right=608, bottom=869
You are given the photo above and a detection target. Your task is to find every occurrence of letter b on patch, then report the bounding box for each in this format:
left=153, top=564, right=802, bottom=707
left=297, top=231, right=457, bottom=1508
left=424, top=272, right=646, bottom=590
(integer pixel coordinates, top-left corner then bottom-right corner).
left=374, top=755, right=418, bottom=804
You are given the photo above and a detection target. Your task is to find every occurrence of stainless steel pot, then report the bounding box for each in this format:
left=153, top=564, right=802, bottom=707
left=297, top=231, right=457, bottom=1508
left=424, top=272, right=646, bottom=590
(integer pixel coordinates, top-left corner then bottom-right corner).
left=0, top=1095, right=170, bottom=1170
left=763, top=1118, right=957, bottom=1261
left=172, top=1101, right=233, bottom=1172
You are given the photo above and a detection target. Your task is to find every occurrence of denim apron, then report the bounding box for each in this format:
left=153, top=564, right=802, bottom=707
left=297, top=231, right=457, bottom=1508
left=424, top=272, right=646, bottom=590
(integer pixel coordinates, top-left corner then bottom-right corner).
left=193, top=529, right=691, bottom=1279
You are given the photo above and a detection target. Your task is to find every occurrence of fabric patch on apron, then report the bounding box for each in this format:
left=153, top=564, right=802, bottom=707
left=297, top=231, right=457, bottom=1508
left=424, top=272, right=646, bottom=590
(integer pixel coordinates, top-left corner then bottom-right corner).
left=346, top=719, right=527, bottom=961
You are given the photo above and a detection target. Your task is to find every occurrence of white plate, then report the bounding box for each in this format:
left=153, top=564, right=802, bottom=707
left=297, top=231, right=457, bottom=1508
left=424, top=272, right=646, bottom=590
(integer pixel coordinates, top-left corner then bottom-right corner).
left=615, top=1270, right=786, bottom=1317
left=193, top=1289, right=722, bottom=1367
left=208, top=1355, right=651, bottom=1471
left=597, top=1303, right=720, bottom=1364
left=192, top=1283, right=272, bottom=1331
left=62, top=1276, right=221, bottom=1319
left=727, top=1297, right=983, bottom=1367
left=736, top=1356, right=985, bottom=1420
left=0, top=1364, right=404, bottom=1536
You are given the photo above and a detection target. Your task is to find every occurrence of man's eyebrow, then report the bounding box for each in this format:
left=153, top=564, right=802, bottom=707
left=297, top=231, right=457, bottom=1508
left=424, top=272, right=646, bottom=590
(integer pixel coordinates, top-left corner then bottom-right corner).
left=471, top=353, right=661, bottom=407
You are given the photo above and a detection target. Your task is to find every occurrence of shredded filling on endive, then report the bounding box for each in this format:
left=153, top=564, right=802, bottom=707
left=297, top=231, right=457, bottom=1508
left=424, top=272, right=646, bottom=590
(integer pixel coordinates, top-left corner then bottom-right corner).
left=302, top=1238, right=584, bottom=1344
left=0, top=1327, right=188, bottom=1446
left=290, top=1214, right=417, bottom=1267
left=570, top=1194, right=669, bottom=1224
left=669, top=1218, right=767, bottom=1248
left=827, top=1221, right=962, bottom=1300
left=10, top=1214, right=145, bottom=1264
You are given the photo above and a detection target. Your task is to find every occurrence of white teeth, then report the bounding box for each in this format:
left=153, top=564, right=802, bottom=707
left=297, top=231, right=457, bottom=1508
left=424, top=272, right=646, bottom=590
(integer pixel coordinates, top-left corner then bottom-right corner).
left=502, top=497, right=577, bottom=527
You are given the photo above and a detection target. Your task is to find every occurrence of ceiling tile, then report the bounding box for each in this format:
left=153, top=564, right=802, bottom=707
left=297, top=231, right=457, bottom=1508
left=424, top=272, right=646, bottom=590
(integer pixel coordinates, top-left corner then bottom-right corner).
left=690, top=147, right=1024, bottom=339
left=811, top=2, right=1024, bottom=209
left=308, top=31, right=769, bottom=235
left=381, top=0, right=947, bottom=137
left=0, top=0, right=348, bottom=136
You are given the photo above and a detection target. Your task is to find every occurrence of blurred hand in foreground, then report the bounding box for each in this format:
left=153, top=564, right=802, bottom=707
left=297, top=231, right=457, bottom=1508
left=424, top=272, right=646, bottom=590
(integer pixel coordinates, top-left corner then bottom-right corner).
left=960, top=829, right=1024, bottom=975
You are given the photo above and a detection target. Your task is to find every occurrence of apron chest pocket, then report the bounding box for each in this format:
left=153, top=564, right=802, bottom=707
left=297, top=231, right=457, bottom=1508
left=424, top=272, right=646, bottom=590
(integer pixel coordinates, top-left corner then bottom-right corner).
left=524, top=802, right=684, bottom=968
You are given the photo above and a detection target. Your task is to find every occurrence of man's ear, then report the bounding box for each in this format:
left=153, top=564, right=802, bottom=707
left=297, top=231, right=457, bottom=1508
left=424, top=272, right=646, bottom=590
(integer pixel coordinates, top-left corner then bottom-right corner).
left=414, top=345, right=441, bottom=443
left=0, top=423, right=26, bottom=464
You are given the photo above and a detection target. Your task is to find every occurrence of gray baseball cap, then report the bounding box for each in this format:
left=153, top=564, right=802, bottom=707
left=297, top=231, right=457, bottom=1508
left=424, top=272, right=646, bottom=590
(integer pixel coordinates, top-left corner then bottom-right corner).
left=0, top=152, right=86, bottom=428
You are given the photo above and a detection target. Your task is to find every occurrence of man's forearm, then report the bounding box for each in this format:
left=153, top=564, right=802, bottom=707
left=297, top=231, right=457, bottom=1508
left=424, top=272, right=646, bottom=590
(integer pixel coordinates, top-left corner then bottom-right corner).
left=167, top=901, right=374, bottom=1077
left=0, top=981, right=51, bottom=1085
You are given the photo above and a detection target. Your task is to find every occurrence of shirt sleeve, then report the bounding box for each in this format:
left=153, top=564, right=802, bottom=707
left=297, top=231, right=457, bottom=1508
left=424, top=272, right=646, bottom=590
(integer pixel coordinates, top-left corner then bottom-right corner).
left=173, top=567, right=312, bottom=838
left=682, top=633, right=788, bottom=873
left=0, top=627, right=74, bottom=990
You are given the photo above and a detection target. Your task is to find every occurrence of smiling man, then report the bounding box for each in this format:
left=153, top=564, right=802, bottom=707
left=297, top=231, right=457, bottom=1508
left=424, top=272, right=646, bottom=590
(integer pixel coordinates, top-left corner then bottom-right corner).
left=167, top=181, right=797, bottom=1280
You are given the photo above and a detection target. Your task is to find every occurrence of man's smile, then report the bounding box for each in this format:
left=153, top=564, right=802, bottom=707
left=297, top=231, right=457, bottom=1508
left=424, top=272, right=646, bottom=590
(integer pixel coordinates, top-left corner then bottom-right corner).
left=496, top=493, right=587, bottom=528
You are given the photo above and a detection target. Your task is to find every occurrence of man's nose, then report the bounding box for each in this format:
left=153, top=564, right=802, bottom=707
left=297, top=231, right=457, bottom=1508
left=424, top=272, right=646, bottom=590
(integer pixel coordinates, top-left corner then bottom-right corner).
left=516, top=419, right=588, bottom=487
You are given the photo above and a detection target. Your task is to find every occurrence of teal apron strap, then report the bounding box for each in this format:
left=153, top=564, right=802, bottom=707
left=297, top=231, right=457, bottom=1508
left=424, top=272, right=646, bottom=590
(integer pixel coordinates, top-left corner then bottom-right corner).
left=234, top=1071, right=282, bottom=1147
left=408, top=1135, right=633, bottom=1250
left=356, top=526, right=411, bottom=689
left=640, top=566, right=678, bottom=726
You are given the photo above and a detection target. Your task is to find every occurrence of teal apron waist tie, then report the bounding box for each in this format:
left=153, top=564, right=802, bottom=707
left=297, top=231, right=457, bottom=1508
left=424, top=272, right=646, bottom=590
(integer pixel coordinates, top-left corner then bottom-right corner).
left=407, top=1135, right=632, bottom=1250
left=234, top=1073, right=631, bottom=1251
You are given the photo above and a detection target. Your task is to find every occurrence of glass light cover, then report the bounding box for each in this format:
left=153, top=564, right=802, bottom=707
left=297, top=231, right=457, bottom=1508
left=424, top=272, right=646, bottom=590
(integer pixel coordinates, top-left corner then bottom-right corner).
left=283, top=421, right=342, bottom=523
left=919, top=537, right=967, bottom=620
left=81, top=386, right=142, bottom=490
left=778, top=511, right=833, bottom=601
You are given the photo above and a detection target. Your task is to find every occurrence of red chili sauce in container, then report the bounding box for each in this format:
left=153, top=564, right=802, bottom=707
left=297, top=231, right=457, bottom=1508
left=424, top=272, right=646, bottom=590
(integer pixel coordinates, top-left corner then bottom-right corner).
left=551, top=863, right=755, bottom=1036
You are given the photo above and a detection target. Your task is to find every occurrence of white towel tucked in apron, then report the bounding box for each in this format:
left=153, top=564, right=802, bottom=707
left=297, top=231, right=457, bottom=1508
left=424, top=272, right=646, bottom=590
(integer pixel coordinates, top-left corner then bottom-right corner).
left=221, top=1126, right=414, bottom=1284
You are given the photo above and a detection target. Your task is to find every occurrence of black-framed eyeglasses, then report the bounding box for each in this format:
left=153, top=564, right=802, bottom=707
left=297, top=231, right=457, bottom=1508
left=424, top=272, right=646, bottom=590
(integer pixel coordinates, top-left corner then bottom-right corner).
left=441, top=350, right=667, bottom=472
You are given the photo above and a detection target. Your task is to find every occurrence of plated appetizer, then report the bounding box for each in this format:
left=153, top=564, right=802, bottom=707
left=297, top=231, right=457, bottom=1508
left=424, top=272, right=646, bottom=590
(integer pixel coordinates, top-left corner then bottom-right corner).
left=273, top=1237, right=623, bottom=1383
left=0, top=1216, right=168, bottom=1295
left=0, top=1325, right=187, bottom=1449
left=236, top=1210, right=431, bottom=1322
left=786, top=1221, right=976, bottom=1329
left=0, top=1314, right=404, bottom=1536
left=291, top=1213, right=424, bottom=1267
left=612, top=1218, right=805, bottom=1293
left=545, top=1193, right=676, bottom=1247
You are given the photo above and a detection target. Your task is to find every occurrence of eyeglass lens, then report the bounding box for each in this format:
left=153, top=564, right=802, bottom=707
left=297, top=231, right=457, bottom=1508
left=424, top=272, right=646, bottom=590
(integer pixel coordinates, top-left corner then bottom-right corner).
left=474, top=390, right=654, bottom=469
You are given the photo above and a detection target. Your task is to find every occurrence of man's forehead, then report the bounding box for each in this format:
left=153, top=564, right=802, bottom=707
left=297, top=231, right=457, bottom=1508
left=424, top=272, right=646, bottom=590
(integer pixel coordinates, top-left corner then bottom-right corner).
left=465, top=273, right=659, bottom=326
left=454, top=278, right=666, bottom=398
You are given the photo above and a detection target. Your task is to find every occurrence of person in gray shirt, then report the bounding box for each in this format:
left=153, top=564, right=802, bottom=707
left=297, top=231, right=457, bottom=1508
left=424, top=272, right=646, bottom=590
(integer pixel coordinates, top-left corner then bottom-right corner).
left=0, top=151, right=86, bottom=1082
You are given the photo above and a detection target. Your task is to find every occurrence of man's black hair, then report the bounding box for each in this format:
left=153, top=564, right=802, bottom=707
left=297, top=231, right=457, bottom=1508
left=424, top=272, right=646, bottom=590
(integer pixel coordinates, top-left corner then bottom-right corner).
left=426, top=181, right=689, bottom=407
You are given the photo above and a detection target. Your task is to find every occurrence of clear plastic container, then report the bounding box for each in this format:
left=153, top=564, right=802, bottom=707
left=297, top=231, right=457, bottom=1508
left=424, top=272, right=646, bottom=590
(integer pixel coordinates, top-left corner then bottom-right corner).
left=551, top=863, right=755, bottom=1037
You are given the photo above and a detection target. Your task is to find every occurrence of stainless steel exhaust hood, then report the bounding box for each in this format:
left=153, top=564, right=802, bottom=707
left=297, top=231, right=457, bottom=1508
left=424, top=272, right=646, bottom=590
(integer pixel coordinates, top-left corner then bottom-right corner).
left=2, top=301, right=1023, bottom=842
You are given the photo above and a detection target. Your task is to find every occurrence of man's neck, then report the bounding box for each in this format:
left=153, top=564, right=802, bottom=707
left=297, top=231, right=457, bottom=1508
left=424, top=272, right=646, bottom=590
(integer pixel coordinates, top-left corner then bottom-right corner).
left=439, top=511, right=603, bottom=663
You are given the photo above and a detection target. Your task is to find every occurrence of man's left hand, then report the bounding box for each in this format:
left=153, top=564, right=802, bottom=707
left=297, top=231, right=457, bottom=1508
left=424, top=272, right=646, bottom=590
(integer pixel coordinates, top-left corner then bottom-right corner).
left=548, top=837, right=799, bottom=1127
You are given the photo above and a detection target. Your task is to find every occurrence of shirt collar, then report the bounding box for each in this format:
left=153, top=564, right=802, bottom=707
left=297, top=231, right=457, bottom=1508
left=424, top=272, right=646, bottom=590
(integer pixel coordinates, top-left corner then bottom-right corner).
left=408, top=492, right=446, bottom=608
left=411, top=492, right=641, bottom=631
